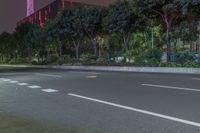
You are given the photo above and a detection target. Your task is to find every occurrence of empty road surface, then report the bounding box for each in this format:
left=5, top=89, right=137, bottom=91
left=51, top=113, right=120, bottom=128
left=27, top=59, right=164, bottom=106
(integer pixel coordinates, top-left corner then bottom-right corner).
left=0, top=68, right=200, bottom=133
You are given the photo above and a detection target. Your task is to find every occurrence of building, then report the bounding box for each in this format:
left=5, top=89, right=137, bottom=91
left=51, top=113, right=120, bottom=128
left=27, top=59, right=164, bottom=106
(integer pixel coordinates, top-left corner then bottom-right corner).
left=17, top=0, right=115, bottom=27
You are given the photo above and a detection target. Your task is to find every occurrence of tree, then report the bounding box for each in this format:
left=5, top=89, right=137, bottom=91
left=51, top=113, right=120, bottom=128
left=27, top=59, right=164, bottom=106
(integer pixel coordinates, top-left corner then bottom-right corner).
left=15, top=22, right=38, bottom=59
left=104, top=0, right=143, bottom=52
left=81, top=5, right=105, bottom=56
left=46, top=17, right=65, bottom=57
left=0, top=32, right=14, bottom=59
left=60, top=6, right=85, bottom=59
left=137, top=0, right=197, bottom=62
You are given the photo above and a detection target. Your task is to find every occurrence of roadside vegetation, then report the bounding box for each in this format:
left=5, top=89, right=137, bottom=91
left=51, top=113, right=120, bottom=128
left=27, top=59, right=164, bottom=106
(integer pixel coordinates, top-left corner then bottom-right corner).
left=0, top=112, right=86, bottom=133
left=1, top=0, right=200, bottom=67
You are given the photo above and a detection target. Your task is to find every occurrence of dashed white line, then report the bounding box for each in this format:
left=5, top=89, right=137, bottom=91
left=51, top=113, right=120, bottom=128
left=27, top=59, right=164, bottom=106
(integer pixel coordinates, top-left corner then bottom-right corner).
left=68, top=93, right=200, bottom=128
left=42, top=89, right=59, bottom=93
left=87, top=75, right=97, bottom=79
left=192, top=78, right=200, bottom=81
left=28, top=85, right=42, bottom=89
left=35, top=73, right=62, bottom=78
left=9, top=81, right=19, bottom=83
left=142, top=84, right=200, bottom=92
left=3, top=79, right=11, bottom=82
left=18, top=83, right=29, bottom=86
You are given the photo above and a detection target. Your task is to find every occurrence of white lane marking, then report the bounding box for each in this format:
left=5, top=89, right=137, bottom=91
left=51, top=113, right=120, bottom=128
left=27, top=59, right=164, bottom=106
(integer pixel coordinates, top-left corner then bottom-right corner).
left=142, top=84, right=200, bottom=92
left=87, top=75, right=97, bottom=79
left=41, top=89, right=59, bottom=93
left=35, top=73, right=62, bottom=78
left=9, top=81, right=19, bottom=83
left=3, top=79, right=11, bottom=82
left=68, top=93, right=200, bottom=128
left=28, top=85, right=41, bottom=89
left=18, top=83, right=29, bottom=86
left=192, top=78, right=200, bottom=81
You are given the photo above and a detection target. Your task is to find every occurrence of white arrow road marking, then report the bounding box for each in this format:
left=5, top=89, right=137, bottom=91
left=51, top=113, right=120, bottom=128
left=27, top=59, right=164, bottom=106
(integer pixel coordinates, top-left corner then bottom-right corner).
left=68, top=93, right=200, bottom=128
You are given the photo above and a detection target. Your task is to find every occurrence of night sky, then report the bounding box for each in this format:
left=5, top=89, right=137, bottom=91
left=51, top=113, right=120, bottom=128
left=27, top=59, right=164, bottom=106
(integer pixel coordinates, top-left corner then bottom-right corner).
left=0, top=0, right=47, bottom=33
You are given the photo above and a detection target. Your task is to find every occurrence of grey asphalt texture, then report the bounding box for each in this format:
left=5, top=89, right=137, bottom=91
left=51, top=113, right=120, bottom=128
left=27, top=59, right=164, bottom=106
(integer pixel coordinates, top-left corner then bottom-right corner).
left=0, top=68, right=200, bottom=133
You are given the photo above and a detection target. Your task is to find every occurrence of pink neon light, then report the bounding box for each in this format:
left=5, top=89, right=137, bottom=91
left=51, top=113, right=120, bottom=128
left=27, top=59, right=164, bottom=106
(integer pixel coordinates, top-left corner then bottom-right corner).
left=27, top=0, right=34, bottom=16
left=62, top=0, right=65, bottom=9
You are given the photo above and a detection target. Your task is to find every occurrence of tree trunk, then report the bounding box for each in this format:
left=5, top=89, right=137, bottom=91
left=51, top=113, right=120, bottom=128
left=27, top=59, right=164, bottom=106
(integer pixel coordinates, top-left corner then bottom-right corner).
left=122, top=36, right=129, bottom=51
left=75, top=45, right=79, bottom=59
left=92, top=40, right=97, bottom=56
left=166, top=23, right=171, bottom=62
left=58, top=44, right=62, bottom=57
left=72, top=38, right=80, bottom=59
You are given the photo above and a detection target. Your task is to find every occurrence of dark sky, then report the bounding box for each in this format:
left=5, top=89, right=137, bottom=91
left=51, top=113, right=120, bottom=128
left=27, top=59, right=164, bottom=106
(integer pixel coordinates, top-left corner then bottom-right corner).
left=0, top=0, right=48, bottom=33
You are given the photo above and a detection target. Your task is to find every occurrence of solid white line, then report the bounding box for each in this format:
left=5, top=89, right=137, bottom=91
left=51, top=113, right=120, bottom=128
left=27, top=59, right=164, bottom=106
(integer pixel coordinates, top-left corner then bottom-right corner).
left=68, top=93, right=200, bottom=128
left=18, top=83, right=29, bottom=86
left=28, top=85, right=41, bottom=89
left=142, top=84, right=200, bottom=92
left=41, top=89, right=59, bottom=93
left=192, top=78, right=200, bottom=81
left=9, top=81, right=19, bottom=83
left=35, top=73, right=62, bottom=78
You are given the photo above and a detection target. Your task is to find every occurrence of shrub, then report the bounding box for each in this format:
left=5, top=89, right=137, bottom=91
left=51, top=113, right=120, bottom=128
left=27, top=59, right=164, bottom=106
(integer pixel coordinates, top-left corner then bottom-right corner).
left=158, top=62, right=184, bottom=67
left=47, top=55, right=59, bottom=64
left=176, top=52, right=195, bottom=64
left=58, top=55, right=71, bottom=65
left=80, top=53, right=97, bottom=63
left=96, top=56, right=109, bottom=64
left=182, top=61, right=200, bottom=68
left=8, top=58, right=30, bottom=64
left=145, top=49, right=162, bottom=62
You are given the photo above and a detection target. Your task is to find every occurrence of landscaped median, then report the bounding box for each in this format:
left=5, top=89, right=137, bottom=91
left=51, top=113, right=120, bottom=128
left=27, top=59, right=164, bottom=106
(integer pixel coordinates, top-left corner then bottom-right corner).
left=1, top=64, right=200, bottom=74
left=0, top=112, right=85, bottom=133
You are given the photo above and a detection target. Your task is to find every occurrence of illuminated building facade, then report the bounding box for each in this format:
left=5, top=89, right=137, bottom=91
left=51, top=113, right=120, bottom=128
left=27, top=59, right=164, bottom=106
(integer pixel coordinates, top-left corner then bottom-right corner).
left=17, top=0, right=114, bottom=27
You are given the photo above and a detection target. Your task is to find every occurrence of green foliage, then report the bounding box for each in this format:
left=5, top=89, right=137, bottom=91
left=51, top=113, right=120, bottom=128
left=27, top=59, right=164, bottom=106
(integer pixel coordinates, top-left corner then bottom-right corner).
left=1, top=0, right=200, bottom=66
left=0, top=58, right=30, bottom=65
left=104, top=0, right=144, bottom=50
left=96, top=56, right=109, bottom=64
left=176, top=52, right=195, bottom=64
left=145, top=49, right=162, bottom=62
left=47, top=55, right=59, bottom=64
left=58, top=55, right=71, bottom=65
left=80, top=53, right=97, bottom=62
left=182, top=61, right=200, bottom=68
left=159, top=62, right=180, bottom=67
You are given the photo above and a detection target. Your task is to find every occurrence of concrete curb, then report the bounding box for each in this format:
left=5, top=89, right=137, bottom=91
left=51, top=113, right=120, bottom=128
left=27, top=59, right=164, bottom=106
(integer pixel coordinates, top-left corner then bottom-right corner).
left=49, top=65, right=200, bottom=74
left=0, top=65, right=47, bottom=68
left=1, top=65, right=200, bottom=74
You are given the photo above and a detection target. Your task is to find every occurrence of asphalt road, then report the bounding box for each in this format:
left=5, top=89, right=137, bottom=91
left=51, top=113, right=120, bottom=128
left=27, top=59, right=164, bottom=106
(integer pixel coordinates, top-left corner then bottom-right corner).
left=0, top=68, right=200, bottom=133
